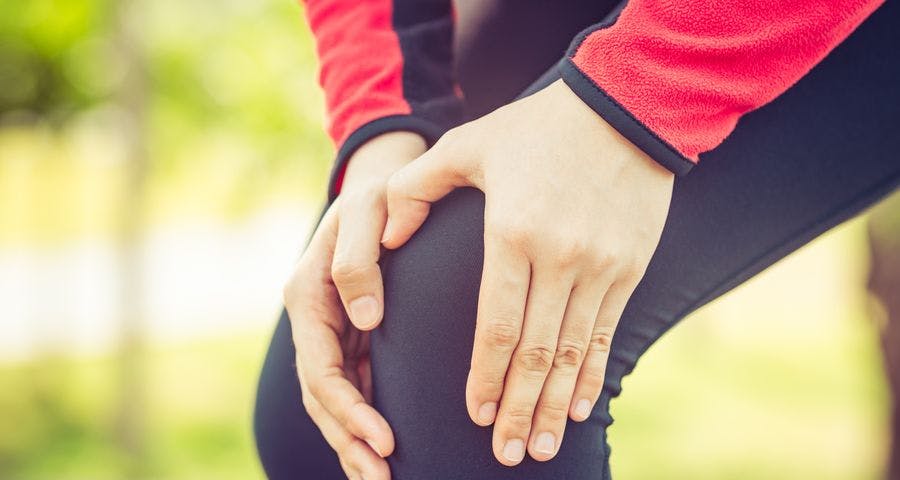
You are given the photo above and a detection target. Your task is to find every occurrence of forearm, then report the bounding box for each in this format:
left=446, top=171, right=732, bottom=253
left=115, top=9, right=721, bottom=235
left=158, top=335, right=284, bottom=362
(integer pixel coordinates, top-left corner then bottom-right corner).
left=562, top=0, right=884, bottom=174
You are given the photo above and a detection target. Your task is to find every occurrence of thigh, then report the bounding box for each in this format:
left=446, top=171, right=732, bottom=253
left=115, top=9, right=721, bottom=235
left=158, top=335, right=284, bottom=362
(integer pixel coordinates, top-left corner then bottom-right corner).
left=602, top=0, right=900, bottom=403
left=371, top=2, right=900, bottom=478
left=252, top=3, right=626, bottom=477
left=255, top=2, right=900, bottom=478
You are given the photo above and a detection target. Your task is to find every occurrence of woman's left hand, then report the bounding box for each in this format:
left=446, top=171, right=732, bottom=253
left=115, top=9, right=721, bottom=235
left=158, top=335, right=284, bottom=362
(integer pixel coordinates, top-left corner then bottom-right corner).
left=381, top=80, right=674, bottom=466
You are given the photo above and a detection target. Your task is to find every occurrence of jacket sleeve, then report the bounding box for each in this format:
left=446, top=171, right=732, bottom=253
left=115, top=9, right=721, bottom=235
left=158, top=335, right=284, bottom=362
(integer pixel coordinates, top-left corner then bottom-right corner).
left=560, top=0, right=885, bottom=176
left=303, top=0, right=463, bottom=198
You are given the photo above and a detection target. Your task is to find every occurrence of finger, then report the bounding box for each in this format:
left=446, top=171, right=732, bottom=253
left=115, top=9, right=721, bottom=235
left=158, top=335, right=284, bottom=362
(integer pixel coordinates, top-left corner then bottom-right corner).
left=286, top=205, right=395, bottom=458
left=493, top=267, right=573, bottom=467
left=332, top=191, right=387, bottom=330
left=294, top=317, right=395, bottom=458
left=284, top=201, right=341, bottom=302
left=382, top=130, right=479, bottom=249
left=300, top=381, right=390, bottom=480
left=466, top=237, right=530, bottom=427
left=285, top=204, right=393, bottom=475
left=341, top=440, right=391, bottom=480
left=569, top=281, right=634, bottom=422
left=528, top=277, right=611, bottom=461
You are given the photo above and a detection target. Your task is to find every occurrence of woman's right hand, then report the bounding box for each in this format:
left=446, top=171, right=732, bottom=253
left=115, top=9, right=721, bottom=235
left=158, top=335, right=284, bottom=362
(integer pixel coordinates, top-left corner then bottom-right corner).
left=283, top=131, right=426, bottom=480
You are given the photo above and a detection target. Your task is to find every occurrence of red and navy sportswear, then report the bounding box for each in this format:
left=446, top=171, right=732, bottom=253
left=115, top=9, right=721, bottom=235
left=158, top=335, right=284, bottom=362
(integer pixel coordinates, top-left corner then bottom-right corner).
left=303, top=0, right=884, bottom=195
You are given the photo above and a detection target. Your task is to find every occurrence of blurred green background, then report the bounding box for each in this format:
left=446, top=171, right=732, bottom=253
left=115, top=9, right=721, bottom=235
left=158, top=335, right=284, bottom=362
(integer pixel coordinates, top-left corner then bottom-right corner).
left=0, top=0, right=895, bottom=479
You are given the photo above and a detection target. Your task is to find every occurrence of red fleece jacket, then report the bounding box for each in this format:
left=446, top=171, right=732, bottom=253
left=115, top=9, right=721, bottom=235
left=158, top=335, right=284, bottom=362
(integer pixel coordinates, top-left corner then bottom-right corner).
left=303, top=0, right=884, bottom=194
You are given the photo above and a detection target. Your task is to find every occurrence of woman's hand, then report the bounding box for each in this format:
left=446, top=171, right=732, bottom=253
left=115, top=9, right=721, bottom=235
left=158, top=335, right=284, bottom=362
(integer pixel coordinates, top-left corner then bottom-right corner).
left=283, top=131, right=426, bottom=480
left=381, top=80, right=674, bottom=466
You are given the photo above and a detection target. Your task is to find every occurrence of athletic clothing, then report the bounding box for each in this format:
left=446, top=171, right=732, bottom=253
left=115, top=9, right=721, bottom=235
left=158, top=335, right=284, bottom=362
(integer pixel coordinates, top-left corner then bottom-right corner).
left=305, top=0, right=884, bottom=192
left=303, top=0, right=461, bottom=196
left=562, top=0, right=883, bottom=172
left=255, top=0, right=900, bottom=478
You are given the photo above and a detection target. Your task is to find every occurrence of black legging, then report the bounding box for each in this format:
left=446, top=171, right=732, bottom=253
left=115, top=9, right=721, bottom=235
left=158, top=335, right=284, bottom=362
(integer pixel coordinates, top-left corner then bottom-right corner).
left=254, top=1, right=900, bottom=478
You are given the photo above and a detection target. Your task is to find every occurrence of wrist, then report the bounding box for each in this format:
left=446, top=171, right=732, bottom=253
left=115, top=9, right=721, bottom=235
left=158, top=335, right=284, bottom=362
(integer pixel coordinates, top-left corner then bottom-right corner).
left=341, top=131, right=427, bottom=193
left=549, top=79, right=675, bottom=188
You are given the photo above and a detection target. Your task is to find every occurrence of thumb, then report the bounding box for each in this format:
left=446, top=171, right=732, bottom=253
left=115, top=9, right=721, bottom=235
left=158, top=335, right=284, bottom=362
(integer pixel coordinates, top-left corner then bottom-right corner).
left=381, top=133, right=479, bottom=249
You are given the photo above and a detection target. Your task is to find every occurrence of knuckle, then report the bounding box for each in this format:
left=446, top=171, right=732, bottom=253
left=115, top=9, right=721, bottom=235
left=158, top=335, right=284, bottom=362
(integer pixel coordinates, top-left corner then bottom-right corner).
left=330, top=259, right=370, bottom=285
left=340, top=186, right=383, bottom=208
left=621, top=261, right=646, bottom=284
left=385, top=173, right=408, bottom=199
left=536, top=400, right=570, bottom=423
left=502, top=404, right=535, bottom=429
left=482, top=318, right=522, bottom=350
left=306, top=378, right=326, bottom=402
left=588, top=327, right=615, bottom=354
left=487, top=219, right=533, bottom=249
left=553, top=340, right=586, bottom=369
left=470, top=370, right=505, bottom=391
left=438, top=126, right=466, bottom=147
left=305, top=367, right=339, bottom=402
left=514, top=343, right=555, bottom=374
left=580, top=363, right=607, bottom=387
left=552, top=238, right=591, bottom=266
left=588, top=249, right=617, bottom=270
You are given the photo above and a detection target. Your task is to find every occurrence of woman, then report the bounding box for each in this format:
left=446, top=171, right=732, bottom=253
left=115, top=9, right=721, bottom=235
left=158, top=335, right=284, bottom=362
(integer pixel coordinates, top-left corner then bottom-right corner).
left=255, top=0, right=900, bottom=478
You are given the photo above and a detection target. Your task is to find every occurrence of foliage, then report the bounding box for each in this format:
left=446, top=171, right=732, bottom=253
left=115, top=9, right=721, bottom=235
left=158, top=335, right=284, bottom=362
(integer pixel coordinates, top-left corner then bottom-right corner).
left=0, top=335, right=269, bottom=479
left=0, top=0, right=333, bottom=237
left=0, top=1, right=892, bottom=479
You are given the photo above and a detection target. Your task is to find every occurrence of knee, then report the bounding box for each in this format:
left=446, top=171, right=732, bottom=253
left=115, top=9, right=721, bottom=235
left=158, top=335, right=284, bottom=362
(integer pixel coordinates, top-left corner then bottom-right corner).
left=378, top=187, right=486, bottom=335
left=370, top=187, right=485, bottom=414
left=371, top=189, right=619, bottom=478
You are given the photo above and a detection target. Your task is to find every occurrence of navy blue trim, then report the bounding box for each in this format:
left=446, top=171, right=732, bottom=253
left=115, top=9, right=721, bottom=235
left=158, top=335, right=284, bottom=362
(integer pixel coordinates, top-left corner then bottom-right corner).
left=562, top=4, right=694, bottom=176
left=324, top=1, right=461, bottom=200
left=559, top=59, right=695, bottom=176
left=327, top=115, right=446, bottom=201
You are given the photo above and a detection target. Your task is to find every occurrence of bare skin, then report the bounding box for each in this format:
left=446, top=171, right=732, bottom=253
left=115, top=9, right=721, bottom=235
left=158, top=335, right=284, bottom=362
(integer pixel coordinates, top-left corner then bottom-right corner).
left=284, top=80, right=674, bottom=478
left=384, top=80, right=674, bottom=465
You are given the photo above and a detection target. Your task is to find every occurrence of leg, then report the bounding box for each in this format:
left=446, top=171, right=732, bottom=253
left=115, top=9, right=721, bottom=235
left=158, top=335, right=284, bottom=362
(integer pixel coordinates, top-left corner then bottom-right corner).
left=254, top=310, right=346, bottom=479
left=253, top=3, right=626, bottom=477
left=254, top=1, right=900, bottom=478
left=370, top=2, right=900, bottom=478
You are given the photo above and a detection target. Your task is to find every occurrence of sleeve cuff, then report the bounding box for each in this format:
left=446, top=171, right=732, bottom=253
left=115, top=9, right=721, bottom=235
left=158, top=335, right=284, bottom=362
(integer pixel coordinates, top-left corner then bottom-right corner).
left=559, top=58, right=696, bottom=176
left=326, top=114, right=448, bottom=201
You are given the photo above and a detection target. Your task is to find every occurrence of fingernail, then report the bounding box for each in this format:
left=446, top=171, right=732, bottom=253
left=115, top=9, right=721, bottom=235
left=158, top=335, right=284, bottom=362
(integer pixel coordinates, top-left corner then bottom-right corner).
left=477, top=402, right=497, bottom=425
left=365, top=438, right=383, bottom=457
left=502, top=439, right=525, bottom=463
left=381, top=218, right=394, bottom=244
left=534, top=432, right=556, bottom=455
left=349, top=296, right=378, bottom=328
left=575, top=399, right=592, bottom=419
